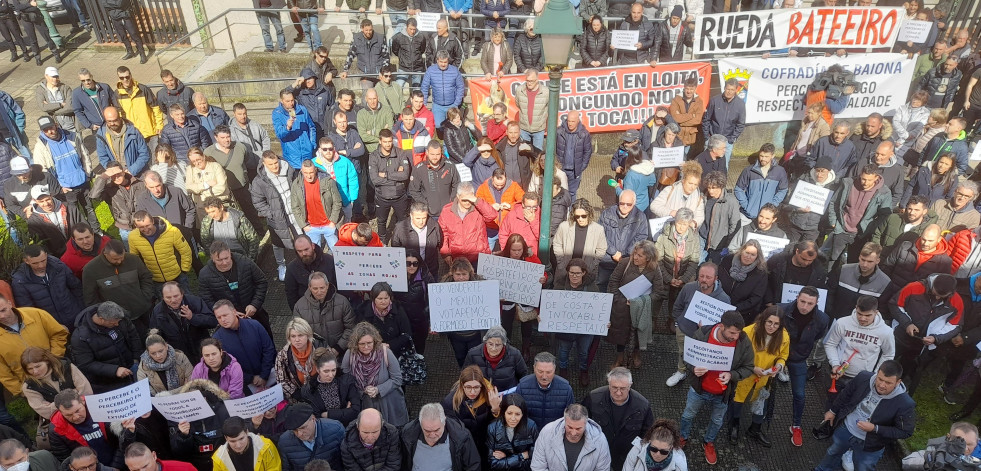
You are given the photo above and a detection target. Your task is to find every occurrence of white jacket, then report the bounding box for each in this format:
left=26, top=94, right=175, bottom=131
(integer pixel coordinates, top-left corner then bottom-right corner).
left=531, top=418, right=611, bottom=471
left=891, top=103, right=931, bottom=146
left=824, top=310, right=896, bottom=378
left=650, top=181, right=705, bottom=227
left=622, top=437, right=688, bottom=471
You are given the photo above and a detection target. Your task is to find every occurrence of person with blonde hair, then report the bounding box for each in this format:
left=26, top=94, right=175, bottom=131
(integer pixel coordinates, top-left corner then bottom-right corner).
left=136, top=329, right=193, bottom=395
left=274, top=317, right=324, bottom=401
left=651, top=161, right=705, bottom=226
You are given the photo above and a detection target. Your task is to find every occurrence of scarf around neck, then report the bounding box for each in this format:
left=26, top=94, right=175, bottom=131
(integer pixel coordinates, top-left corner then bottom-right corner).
left=352, top=348, right=384, bottom=390
left=729, top=257, right=755, bottom=282
left=141, top=345, right=181, bottom=391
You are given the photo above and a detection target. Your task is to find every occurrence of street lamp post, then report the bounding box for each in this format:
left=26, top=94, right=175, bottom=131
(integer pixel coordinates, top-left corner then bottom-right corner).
left=533, top=0, right=582, bottom=271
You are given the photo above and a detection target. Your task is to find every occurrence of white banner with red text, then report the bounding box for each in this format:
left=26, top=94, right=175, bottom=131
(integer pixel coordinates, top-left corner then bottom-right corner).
left=717, top=53, right=915, bottom=124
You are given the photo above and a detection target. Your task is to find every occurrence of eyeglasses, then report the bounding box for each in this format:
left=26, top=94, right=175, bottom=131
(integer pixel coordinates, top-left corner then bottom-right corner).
left=317, top=54, right=329, bottom=59
left=649, top=446, right=671, bottom=456
left=618, top=202, right=634, bottom=207
left=406, top=261, right=420, bottom=267
left=523, top=206, right=538, bottom=211
left=462, top=385, right=483, bottom=392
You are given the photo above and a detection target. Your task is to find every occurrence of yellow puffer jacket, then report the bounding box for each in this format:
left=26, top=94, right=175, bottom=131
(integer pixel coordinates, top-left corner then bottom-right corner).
left=0, top=307, right=69, bottom=395
left=733, top=323, right=789, bottom=404
left=128, top=217, right=192, bottom=282
left=212, top=433, right=282, bottom=471
left=115, top=79, right=164, bottom=138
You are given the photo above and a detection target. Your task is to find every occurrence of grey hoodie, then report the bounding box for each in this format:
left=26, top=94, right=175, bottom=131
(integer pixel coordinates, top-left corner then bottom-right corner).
left=824, top=309, right=896, bottom=378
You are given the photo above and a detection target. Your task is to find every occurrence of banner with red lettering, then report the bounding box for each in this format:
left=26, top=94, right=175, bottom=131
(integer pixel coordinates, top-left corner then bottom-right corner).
left=693, top=7, right=904, bottom=55
left=468, top=62, right=712, bottom=133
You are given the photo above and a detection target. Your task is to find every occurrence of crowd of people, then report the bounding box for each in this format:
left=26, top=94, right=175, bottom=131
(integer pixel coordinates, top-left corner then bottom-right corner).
left=1, top=0, right=981, bottom=470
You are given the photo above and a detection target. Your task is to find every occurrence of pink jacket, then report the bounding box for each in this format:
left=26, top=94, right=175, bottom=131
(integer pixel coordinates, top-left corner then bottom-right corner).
left=191, top=353, right=245, bottom=399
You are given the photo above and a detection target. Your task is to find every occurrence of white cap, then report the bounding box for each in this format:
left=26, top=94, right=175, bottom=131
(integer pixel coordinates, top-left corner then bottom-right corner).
left=9, top=156, right=29, bottom=175
left=44, top=66, right=59, bottom=77
left=30, top=186, right=51, bottom=200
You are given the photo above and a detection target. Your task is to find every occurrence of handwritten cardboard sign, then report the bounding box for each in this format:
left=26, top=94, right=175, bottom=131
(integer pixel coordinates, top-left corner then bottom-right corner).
left=429, top=280, right=501, bottom=332
left=85, top=379, right=152, bottom=422
left=683, top=291, right=736, bottom=327
left=333, top=246, right=408, bottom=292
left=477, top=253, right=543, bottom=306
left=538, top=290, right=613, bottom=335
left=151, top=390, right=216, bottom=423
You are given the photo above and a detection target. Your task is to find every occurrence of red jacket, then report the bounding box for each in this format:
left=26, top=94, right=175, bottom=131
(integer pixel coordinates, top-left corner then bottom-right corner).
left=948, top=228, right=979, bottom=274
left=414, top=106, right=436, bottom=138
left=439, top=199, right=497, bottom=262
left=498, top=203, right=542, bottom=257
left=334, top=222, right=383, bottom=247
left=60, top=235, right=111, bottom=279
left=159, top=460, right=197, bottom=471
left=50, top=410, right=109, bottom=448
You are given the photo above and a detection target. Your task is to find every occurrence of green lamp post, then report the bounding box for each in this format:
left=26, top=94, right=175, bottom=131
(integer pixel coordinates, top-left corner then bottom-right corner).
left=532, top=0, right=582, bottom=270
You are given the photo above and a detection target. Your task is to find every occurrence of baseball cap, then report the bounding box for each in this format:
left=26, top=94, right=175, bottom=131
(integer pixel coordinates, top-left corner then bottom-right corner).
left=44, top=66, right=58, bottom=77
left=9, top=156, right=29, bottom=176
left=30, top=186, right=50, bottom=200
left=38, top=116, right=57, bottom=130
left=622, top=130, right=640, bottom=142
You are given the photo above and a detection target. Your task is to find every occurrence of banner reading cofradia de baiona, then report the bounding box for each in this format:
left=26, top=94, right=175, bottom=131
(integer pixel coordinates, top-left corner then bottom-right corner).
left=468, top=62, right=712, bottom=133
left=693, top=7, right=904, bottom=55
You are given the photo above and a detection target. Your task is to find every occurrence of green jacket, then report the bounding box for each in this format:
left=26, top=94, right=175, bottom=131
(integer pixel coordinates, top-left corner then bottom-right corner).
left=912, top=53, right=945, bottom=85
left=828, top=177, right=893, bottom=235
left=871, top=211, right=937, bottom=250
left=374, top=81, right=405, bottom=121
left=201, top=208, right=260, bottom=259
left=357, top=102, right=393, bottom=152
left=290, top=175, right=343, bottom=228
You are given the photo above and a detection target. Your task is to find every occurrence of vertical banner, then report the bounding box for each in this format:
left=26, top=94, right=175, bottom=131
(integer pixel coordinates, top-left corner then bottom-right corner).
left=468, top=62, right=712, bottom=133
left=717, top=54, right=915, bottom=124
left=333, top=247, right=408, bottom=292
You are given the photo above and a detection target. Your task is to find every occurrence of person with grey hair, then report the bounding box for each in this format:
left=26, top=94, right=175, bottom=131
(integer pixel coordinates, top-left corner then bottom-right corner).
left=400, top=402, right=481, bottom=471
left=902, top=421, right=979, bottom=470
left=809, top=121, right=858, bottom=177
left=516, top=352, right=575, bottom=427
left=293, top=270, right=355, bottom=353
left=531, top=403, right=611, bottom=471
left=931, top=180, right=981, bottom=233
left=702, top=78, right=746, bottom=168
left=463, top=325, right=528, bottom=390
left=72, top=69, right=115, bottom=132
left=70, top=301, right=142, bottom=393
left=437, top=179, right=496, bottom=268
left=654, top=207, right=701, bottom=332
left=409, top=139, right=461, bottom=219
left=421, top=50, right=465, bottom=127
left=582, top=367, right=654, bottom=470
left=695, top=134, right=729, bottom=177
left=0, top=438, right=59, bottom=470
left=391, top=202, right=443, bottom=277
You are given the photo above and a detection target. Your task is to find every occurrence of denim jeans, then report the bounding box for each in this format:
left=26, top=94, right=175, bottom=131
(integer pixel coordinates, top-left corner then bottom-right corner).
left=787, top=360, right=808, bottom=426
left=257, top=11, right=286, bottom=51
left=305, top=224, right=338, bottom=248
left=564, top=169, right=582, bottom=202
left=558, top=335, right=592, bottom=370
left=395, top=73, right=422, bottom=90
left=432, top=103, right=452, bottom=128
left=298, top=13, right=322, bottom=48
left=520, top=130, right=544, bottom=150
left=815, top=425, right=885, bottom=471
left=62, top=0, right=88, bottom=27
left=724, top=142, right=733, bottom=169
left=119, top=228, right=132, bottom=249
left=680, top=386, right=728, bottom=443
left=389, top=12, right=408, bottom=36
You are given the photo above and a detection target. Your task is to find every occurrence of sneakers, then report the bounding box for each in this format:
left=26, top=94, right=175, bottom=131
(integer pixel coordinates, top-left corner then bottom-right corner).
left=777, top=367, right=790, bottom=383
left=940, top=384, right=958, bottom=405
left=790, top=426, right=803, bottom=447
left=806, top=364, right=821, bottom=381
left=277, top=264, right=287, bottom=281
left=842, top=449, right=855, bottom=471
left=666, top=371, right=687, bottom=387
left=703, top=442, right=717, bottom=465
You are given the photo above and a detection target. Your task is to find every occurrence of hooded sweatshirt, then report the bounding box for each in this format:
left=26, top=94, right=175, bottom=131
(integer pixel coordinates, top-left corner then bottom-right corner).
left=32, top=199, right=67, bottom=235
left=824, top=310, right=895, bottom=378
left=915, top=237, right=950, bottom=271
left=621, top=160, right=658, bottom=213
left=38, top=130, right=86, bottom=188
left=844, top=373, right=908, bottom=440
left=843, top=176, right=884, bottom=233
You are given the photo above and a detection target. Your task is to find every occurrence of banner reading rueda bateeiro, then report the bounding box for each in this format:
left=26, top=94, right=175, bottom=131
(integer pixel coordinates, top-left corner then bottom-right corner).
left=468, top=62, right=712, bottom=133
left=693, top=7, right=904, bottom=55
left=717, top=53, right=915, bottom=124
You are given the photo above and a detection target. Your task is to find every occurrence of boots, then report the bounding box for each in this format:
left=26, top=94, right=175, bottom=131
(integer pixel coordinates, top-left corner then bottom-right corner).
left=611, top=352, right=625, bottom=370
left=21, top=46, right=30, bottom=62
left=727, top=418, right=740, bottom=444
left=122, top=49, right=137, bottom=60
left=53, top=48, right=62, bottom=63
left=746, top=422, right=771, bottom=447
left=579, top=370, right=589, bottom=387
left=8, top=48, right=16, bottom=62
left=139, top=49, right=150, bottom=64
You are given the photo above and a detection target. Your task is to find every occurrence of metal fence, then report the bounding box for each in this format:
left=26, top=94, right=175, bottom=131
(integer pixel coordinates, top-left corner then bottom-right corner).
left=80, top=0, right=189, bottom=45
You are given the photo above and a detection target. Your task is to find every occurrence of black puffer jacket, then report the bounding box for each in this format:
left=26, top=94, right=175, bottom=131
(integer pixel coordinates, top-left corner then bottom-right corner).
left=341, top=419, right=401, bottom=471
left=284, top=243, right=337, bottom=309
left=513, top=34, right=544, bottom=73
left=70, top=304, right=142, bottom=393
left=486, top=419, right=538, bottom=471
left=0, top=0, right=16, bottom=20
left=356, top=302, right=413, bottom=356
left=302, top=373, right=362, bottom=426
left=439, top=119, right=477, bottom=164
left=579, top=27, right=611, bottom=67
left=764, top=251, right=828, bottom=305
left=616, top=16, right=662, bottom=64
left=463, top=344, right=527, bottom=391
left=148, top=294, right=217, bottom=363
left=548, top=188, right=571, bottom=235
left=391, top=31, right=428, bottom=73
left=168, top=379, right=231, bottom=471
left=10, top=256, right=84, bottom=329
left=405, top=412, right=480, bottom=471
left=197, top=252, right=268, bottom=312
left=717, top=254, right=767, bottom=323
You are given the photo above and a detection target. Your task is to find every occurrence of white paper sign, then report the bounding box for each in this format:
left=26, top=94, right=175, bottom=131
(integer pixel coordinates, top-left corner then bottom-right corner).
left=611, top=30, right=640, bottom=51
left=971, top=143, right=981, bottom=162
left=429, top=280, right=501, bottom=332
left=746, top=233, right=790, bottom=259
left=477, top=253, right=544, bottom=306
left=225, top=384, right=284, bottom=419
left=683, top=336, right=734, bottom=370
left=788, top=181, right=832, bottom=215
left=897, top=19, right=932, bottom=43
left=618, top=274, right=652, bottom=300
left=649, top=217, right=673, bottom=241
left=684, top=291, right=736, bottom=327
left=780, top=283, right=829, bottom=312
left=416, top=12, right=440, bottom=32
left=151, top=390, right=217, bottom=423
left=85, top=379, right=152, bottom=422
left=650, top=147, right=685, bottom=168
left=456, top=163, right=473, bottom=182
left=538, top=290, right=613, bottom=335
left=333, top=246, right=408, bottom=292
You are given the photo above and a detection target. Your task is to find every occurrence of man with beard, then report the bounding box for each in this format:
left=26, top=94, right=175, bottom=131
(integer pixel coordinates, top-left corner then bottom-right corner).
left=60, top=222, right=110, bottom=279
left=284, top=235, right=337, bottom=310
left=871, top=195, right=935, bottom=255
left=96, top=107, right=150, bottom=177
left=81, top=239, right=155, bottom=333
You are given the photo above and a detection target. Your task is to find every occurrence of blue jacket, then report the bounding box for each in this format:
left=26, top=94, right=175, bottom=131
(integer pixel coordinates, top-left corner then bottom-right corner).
left=810, top=135, right=857, bottom=177
left=71, top=82, right=115, bottom=129
left=10, top=256, right=84, bottom=329
left=96, top=121, right=151, bottom=176
left=278, top=418, right=345, bottom=471
left=37, top=130, right=86, bottom=188
left=778, top=301, right=829, bottom=363
left=443, top=0, right=470, bottom=12
left=515, top=374, right=575, bottom=428
left=291, top=82, right=333, bottom=137
left=463, top=146, right=502, bottom=186
left=158, top=115, right=213, bottom=163
left=702, top=94, right=745, bottom=143
left=213, top=318, right=276, bottom=380
left=273, top=104, right=316, bottom=169
left=0, top=90, right=27, bottom=156
left=313, top=156, right=359, bottom=206
left=555, top=119, right=593, bottom=178
left=598, top=204, right=650, bottom=268
left=421, top=64, right=465, bottom=107
left=617, top=160, right=658, bottom=213
left=187, top=105, right=230, bottom=136
left=921, top=130, right=970, bottom=174
left=830, top=370, right=915, bottom=451
left=733, top=162, right=788, bottom=219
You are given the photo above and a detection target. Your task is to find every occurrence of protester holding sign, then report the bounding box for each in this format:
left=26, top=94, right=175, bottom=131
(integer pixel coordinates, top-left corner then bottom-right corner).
left=608, top=240, right=666, bottom=369
left=725, top=306, right=789, bottom=448
left=340, top=322, right=409, bottom=427
left=727, top=204, right=786, bottom=254
left=551, top=259, right=602, bottom=387
left=783, top=156, right=839, bottom=246
left=669, top=263, right=731, bottom=388
left=779, top=286, right=830, bottom=446
left=655, top=208, right=701, bottom=319
left=718, top=241, right=768, bottom=324
left=48, top=389, right=135, bottom=467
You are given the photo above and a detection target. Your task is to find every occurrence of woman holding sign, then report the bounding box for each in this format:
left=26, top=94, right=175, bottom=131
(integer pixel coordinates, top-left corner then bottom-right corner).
left=442, top=258, right=492, bottom=367
left=607, top=240, right=666, bottom=369
left=496, top=234, right=548, bottom=359
left=554, top=258, right=601, bottom=387
left=395, top=250, right=436, bottom=355
left=654, top=208, right=701, bottom=331
left=340, top=322, right=409, bottom=427
left=718, top=240, right=768, bottom=325
left=725, top=306, right=788, bottom=447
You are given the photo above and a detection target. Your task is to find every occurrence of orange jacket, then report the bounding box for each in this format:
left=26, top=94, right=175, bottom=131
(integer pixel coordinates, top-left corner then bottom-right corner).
left=335, top=222, right=384, bottom=247
left=475, top=180, right=525, bottom=230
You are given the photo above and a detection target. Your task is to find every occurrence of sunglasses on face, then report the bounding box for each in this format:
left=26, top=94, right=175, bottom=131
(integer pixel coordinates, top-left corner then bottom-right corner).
left=406, top=260, right=420, bottom=267
left=649, top=447, right=671, bottom=456
left=321, top=147, right=334, bottom=152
